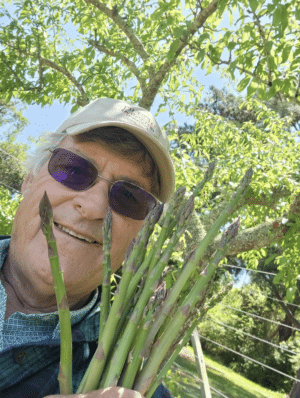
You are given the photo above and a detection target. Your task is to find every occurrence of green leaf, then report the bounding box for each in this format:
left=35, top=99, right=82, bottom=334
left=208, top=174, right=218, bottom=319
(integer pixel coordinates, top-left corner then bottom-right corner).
left=281, top=45, right=292, bottom=64
left=265, top=41, right=273, bottom=53
left=167, top=39, right=180, bottom=62
left=265, top=253, right=277, bottom=266
left=237, top=76, right=251, bottom=92
left=286, top=286, right=297, bottom=303
left=249, top=0, right=258, bottom=13
left=217, top=0, right=228, bottom=17
left=272, top=6, right=282, bottom=26
left=247, top=79, right=258, bottom=98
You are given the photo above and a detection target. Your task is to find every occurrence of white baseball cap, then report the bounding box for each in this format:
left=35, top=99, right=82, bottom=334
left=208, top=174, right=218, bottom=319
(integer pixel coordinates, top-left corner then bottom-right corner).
left=54, top=98, right=175, bottom=202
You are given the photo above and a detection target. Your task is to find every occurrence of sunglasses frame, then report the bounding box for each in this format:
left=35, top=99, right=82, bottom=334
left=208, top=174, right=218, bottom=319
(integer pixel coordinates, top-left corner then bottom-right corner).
left=47, top=146, right=159, bottom=219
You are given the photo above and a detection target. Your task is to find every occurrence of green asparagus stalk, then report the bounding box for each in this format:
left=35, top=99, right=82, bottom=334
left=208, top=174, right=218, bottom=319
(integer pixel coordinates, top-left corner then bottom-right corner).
left=98, top=209, right=112, bottom=344
left=121, top=281, right=167, bottom=390
left=146, top=316, right=199, bottom=398
left=77, top=258, right=136, bottom=393
left=39, top=191, right=73, bottom=395
left=124, top=193, right=194, bottom=316
left=167, top=160, right=216, bottom=234
left=133, top=216, right=241, bottom=394
left=121, top=309, right=153, bottom=389
left=148, top=187, right=186, bottom=273
left=123, top=203, right=164, bottom=274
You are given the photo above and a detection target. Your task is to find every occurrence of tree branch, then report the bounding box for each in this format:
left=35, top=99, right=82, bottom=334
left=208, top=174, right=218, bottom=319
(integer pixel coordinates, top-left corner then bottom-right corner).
left=252, top=11, right=273, bottom=87
left=139, top=0, right=221, bottom=109
left=201, top=184, right=292, bottom=232
left=202, top=215, right=289, bottom=263
left=1, top=40, right=89, bottom=106
left=88, top=39, right=146, bottom=92
left=83, top=0, right=150, bottom=61
left=264, top=275, right=300, bottom=329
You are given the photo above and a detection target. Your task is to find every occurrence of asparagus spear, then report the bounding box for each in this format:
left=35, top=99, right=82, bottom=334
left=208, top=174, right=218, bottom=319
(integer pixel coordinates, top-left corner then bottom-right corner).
left=98, top=209, right=112, bottom=344
left=39, top=191, right=73, bottom=395
left=146, top=317, right=199, bottom=398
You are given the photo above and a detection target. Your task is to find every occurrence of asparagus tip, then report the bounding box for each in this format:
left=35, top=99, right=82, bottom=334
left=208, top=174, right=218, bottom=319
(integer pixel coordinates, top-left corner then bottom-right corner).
left=220, top=216, right=241, bottom=248
left=39, top=191, right=53, bottom=234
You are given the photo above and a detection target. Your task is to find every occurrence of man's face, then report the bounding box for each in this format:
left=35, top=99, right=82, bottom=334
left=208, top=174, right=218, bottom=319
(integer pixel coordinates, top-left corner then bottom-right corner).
left=9, top=136, right=153, bottom=306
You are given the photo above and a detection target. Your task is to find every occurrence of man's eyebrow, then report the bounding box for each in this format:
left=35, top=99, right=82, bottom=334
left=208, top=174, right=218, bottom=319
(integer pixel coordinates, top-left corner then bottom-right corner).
left=63, top=146, right=149, bottom=191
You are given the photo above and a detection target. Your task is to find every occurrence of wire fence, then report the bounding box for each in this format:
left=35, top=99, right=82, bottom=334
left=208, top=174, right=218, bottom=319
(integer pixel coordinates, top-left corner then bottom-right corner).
left=193, top=264, right=300, bottom=397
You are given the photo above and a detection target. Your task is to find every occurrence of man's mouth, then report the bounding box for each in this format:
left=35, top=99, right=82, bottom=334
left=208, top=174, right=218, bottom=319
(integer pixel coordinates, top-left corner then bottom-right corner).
left=53, top=222, right=99, bottom=245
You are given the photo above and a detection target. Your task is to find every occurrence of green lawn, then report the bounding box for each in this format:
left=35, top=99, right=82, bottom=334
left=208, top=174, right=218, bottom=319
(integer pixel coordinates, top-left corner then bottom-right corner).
left=163, top=347, right=287, bottom=398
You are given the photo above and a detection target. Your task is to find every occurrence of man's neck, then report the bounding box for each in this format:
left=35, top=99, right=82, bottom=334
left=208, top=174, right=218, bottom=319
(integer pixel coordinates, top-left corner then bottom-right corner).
left=0, top=257, right=91, bottom=319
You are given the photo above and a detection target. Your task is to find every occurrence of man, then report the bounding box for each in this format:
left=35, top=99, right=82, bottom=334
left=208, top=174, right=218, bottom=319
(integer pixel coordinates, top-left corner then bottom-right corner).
left=0, top=98, right=175, bottom=398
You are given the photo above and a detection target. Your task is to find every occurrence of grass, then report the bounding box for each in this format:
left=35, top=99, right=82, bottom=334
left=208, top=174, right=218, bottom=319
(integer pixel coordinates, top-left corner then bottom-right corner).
left=163, top=346, right=288, bottom=398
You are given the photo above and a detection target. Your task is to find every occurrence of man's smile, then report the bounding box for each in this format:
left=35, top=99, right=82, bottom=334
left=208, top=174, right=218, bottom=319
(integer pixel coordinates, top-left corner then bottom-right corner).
left=53, top=222, right=101, bottom=246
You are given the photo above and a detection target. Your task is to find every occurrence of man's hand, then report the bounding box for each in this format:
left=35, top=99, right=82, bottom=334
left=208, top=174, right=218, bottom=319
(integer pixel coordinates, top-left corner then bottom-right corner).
left=44, top=387, right=145, bottom=398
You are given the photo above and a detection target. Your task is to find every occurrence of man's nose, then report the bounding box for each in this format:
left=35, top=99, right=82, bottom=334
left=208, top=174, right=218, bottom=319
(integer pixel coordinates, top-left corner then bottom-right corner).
left=72, top=179, right=111, bottom=219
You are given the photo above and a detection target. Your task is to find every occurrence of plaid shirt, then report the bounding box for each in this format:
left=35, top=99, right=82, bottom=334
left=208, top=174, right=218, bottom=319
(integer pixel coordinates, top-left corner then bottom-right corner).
left=0, top=237, right=172, bottom=398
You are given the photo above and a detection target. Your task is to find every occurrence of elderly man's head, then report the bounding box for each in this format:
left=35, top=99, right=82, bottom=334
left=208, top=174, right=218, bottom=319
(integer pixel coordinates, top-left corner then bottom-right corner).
left=3, top=98, right=175, bottom=312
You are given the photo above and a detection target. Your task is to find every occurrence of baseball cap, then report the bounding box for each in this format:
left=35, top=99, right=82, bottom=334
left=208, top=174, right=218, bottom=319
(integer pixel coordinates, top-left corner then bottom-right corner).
left=54, top=98, right=175, bottom=202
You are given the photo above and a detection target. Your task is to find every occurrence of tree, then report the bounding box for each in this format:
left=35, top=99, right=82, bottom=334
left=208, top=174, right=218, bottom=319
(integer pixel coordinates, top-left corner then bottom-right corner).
left=0, top=99, right=30, bottom=234
left=0, top=0, right=299, bottom=300
left=199, top=85, right=300, bottom=131
left=199, top=283, right=300, bottom=393
left=0, top=0, right=299, bottom=111
left=0, top=186, right=21, bottom=234
left=0, top=98, right=28, bottom=139
left=0, top=99, right=30, bottom=194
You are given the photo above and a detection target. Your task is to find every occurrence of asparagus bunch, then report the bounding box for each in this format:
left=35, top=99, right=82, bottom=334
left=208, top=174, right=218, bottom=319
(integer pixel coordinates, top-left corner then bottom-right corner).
left=38, top=164, right=253, bottom=396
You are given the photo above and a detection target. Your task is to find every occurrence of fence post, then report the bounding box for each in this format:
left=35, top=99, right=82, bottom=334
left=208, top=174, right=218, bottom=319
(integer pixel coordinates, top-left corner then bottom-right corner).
left=191, top=329, right=211, bottom=398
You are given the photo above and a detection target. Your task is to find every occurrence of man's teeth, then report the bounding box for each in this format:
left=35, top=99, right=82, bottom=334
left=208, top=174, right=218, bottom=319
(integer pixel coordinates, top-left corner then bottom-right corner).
left=56, top=223, right=96, bottom=243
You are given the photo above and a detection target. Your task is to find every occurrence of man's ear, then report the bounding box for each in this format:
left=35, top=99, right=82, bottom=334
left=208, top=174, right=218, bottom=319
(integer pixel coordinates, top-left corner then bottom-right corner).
left=21, top=172, right=35, bottom=196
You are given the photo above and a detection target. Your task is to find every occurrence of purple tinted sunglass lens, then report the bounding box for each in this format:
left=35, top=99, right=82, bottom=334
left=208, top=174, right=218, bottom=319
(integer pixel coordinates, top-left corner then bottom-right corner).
left=109, top=181, right=156, bottom=220
left=48, top=148, right=97, bottom=191
left=48, top=148, right=157, bottom=220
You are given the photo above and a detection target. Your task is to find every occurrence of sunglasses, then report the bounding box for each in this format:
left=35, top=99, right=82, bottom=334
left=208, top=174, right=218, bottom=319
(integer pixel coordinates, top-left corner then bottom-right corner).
left=48, top=147, right=158, bottom=220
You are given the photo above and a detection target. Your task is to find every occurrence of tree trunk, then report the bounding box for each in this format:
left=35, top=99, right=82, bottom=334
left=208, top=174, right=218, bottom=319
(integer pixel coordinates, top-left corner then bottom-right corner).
left=288, top=368, right=300, bottom=398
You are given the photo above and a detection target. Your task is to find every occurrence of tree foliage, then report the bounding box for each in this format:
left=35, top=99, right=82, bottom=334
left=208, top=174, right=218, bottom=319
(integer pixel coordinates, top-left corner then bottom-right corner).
left=0, top=0, right=299, bottom=301
left=0, top=0, right=299, bottom=112
left=0, top=186, right=21, bottom=235
left=199, top=284, right=300, bottom=393
left=0, top=99, right=31, bottom=194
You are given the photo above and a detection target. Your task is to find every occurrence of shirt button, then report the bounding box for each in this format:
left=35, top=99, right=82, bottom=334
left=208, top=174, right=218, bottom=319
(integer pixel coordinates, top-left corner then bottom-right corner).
left=15, top=351, right=26, bottom=364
